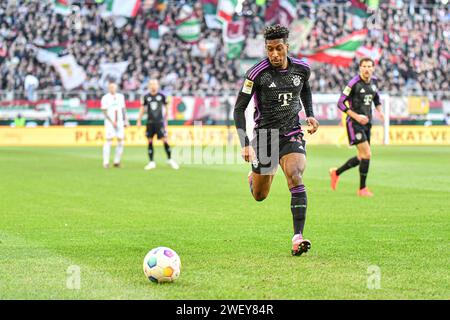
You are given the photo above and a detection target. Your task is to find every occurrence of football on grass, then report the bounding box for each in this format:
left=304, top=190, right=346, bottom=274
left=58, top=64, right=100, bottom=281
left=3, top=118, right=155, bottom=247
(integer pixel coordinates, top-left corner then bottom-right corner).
left=143, top=247, right=181, bottom=283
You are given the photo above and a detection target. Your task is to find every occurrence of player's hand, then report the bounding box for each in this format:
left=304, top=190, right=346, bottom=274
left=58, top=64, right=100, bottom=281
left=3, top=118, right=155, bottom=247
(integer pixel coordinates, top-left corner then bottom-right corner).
left=241, top=145, right=256, bottom=163
left=113, top=121, right=118, bottom=129
left=137, top=120, right=142, bottom=127
left=357, top=115, right=369, bottom=125
left=378, top=111, right=385, bottom=122
left=306, top=117, right=319, bottom=134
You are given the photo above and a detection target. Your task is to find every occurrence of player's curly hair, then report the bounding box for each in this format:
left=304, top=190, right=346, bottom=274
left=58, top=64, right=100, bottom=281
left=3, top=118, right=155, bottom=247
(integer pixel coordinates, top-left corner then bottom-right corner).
left=264, top=24, right=289, bottom=42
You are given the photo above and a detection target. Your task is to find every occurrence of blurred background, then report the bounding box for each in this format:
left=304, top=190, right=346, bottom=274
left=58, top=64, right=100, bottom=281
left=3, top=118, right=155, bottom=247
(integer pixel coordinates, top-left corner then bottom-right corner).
left=0, top=0, right=448, bottom=145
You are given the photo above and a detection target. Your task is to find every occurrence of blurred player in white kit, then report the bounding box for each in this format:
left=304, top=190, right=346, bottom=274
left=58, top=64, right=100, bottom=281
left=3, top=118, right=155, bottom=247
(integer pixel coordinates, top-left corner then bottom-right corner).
left=101, top=80, right=129, bottom=168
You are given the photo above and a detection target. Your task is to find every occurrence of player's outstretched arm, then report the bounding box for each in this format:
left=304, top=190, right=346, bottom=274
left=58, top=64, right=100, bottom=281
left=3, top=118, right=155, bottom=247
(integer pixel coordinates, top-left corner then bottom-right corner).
left=233, top=77, right=255, bottom=150
left=373, top=92, right=384, bottom=121
left=136, top=105, right=145, bottom=127
left=164, top=96, right=169, bottom=129
left=375, top=104, right=384, bottom=122
left=123, top=102, right=129, bottom=127
left=102, top=110, right=116, bottom=128
left=301, top=81, right=319, bottom=134
left=346, top=109, right=369, bottom=125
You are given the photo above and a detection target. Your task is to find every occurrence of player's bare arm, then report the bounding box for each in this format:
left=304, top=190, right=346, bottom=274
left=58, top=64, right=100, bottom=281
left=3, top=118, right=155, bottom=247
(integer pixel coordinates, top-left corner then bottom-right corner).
left=123, top=106, right=129, bottom=127
left=102, top=109, right=117, bottom=128
left=300, top=77, right=319, bottom=134
left=241, top=145, right=256, bottom=163
left=306, top=117, right=319, bottom=134
left=136, top=105, right=145, bottom=127
left=346, top=109, right=369, bottom=125
left=375, top=105, right=384, bottom=121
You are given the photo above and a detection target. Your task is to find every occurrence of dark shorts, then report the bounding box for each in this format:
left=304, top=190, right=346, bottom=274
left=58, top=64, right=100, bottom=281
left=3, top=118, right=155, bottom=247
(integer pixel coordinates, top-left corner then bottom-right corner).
left=346, top=118, right=371, bottom=145
left=146, top=122, right=166, bottom=139
left=250, top=129, right=306, bottom=175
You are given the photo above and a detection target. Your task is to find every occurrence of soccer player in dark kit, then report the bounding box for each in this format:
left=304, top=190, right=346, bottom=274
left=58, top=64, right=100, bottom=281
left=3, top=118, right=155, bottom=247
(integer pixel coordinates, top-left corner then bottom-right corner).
left=233, top=25, right=319, bottom=256
left=329, top=57, right=385, bottom=196
left=137, top=79, right=179, bottom=170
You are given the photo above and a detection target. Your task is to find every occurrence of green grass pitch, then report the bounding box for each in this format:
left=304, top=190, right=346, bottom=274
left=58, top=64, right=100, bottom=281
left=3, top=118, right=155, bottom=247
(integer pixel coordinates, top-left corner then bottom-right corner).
left=0, top=145, right=448, bottom=299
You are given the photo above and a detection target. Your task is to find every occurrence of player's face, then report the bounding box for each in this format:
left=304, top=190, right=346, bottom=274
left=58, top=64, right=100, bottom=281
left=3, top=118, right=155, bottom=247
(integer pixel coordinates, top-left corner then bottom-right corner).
left=149, top=80, right=159, bottom=93
left=359, top=61, right=374, bottom=81
left=266, top=39, right=289, bottom=68
left=108, top=83, right=117, bottom=94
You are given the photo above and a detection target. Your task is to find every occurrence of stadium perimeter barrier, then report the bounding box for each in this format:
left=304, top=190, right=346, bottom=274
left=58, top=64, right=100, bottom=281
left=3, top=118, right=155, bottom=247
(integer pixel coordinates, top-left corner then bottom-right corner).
left=0, top=90, right=449, bottom=146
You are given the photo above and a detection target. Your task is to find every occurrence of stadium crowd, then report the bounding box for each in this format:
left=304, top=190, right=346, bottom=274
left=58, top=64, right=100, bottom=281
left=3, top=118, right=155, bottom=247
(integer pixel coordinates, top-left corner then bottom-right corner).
left=0, top=0, right=448, bottom=97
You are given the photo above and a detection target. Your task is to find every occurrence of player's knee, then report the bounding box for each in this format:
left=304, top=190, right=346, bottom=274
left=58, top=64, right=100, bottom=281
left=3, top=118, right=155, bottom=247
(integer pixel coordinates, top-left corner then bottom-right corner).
left=287, top=174, right=302, bottom=189
left=253, top=191, right=268, bottom=202
left=361, top=150, right=371, bottom=159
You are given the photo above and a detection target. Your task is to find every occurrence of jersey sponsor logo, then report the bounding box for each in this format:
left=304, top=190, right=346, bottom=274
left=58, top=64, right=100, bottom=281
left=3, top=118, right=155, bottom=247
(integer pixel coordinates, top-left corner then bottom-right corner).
left=242, top=79, right=254, bottom=94
left=360, top=88, right=366, bottom=93
left=364, top=94, right=373, bottom=105
left=278, top=92, right=293, bottom=107
left=269, top=82, right=276, bottom=88
left=343, top=86, right=352, bottom=96
left=293, top=76, right=301, bottom=86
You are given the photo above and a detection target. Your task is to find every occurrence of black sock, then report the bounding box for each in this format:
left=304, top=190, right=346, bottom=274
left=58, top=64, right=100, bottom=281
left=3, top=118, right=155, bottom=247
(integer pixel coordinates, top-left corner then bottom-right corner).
left=336, top=156, right=360, bottom=176
left=290, top=185, right=307, bottom=236
left=148, top=142, right=154, bottom=161
left=164, top=142, right=171, bottom=159
left=359, top=159, right=370, bottom=189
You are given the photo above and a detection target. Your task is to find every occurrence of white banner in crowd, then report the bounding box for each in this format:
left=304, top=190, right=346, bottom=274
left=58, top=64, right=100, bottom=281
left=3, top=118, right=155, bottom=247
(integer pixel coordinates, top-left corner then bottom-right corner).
left=99, top=61, right=129, bottom=88
left=244, top=36, right=265, bottom=58
left=51, top=55, right=87, bottom=90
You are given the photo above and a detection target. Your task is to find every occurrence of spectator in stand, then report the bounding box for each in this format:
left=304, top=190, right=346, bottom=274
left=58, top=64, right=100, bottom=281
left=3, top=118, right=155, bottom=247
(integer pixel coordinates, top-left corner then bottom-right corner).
left=14, top=113, right=26, bottom=127
left=0, top=0, right=447, bottom=98
left=24, top=69, right=39, bottom=101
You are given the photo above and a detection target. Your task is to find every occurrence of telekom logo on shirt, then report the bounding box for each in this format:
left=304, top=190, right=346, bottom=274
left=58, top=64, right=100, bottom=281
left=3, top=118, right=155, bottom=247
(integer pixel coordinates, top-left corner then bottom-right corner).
left=278, top=93, right=293, bottom=107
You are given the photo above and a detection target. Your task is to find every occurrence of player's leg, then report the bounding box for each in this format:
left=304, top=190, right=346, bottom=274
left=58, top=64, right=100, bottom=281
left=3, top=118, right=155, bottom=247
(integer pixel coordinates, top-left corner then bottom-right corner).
left=144, top=123, right=157, bottom=170
left=103, top=124, right=114, bottom=168
left=144, top=135, right=156, bottom=170
left=248, top=132, right=276, bottom=201
left=113, top=126, right=125, bottom=167
left=248, top=172, right=274, bottom=201
left=356, top=139, right=373, bottom=196
left=329, top=118, right=360, bottom=190
left=279, top=152, right=311, bottom=256
left=160, top=126, right=179, bottom=170
left=103, top=138, right=112, bottom=168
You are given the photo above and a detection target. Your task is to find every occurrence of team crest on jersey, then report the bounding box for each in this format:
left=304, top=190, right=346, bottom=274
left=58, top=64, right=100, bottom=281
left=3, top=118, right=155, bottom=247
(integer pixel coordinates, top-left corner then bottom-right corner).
left=371, top=84, right=377, bottom=91
left=156, top=95, right=162, bottom=101
left=356, top=133, right=363, bottom=140
left=293, top=76, right=301, bottom=87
